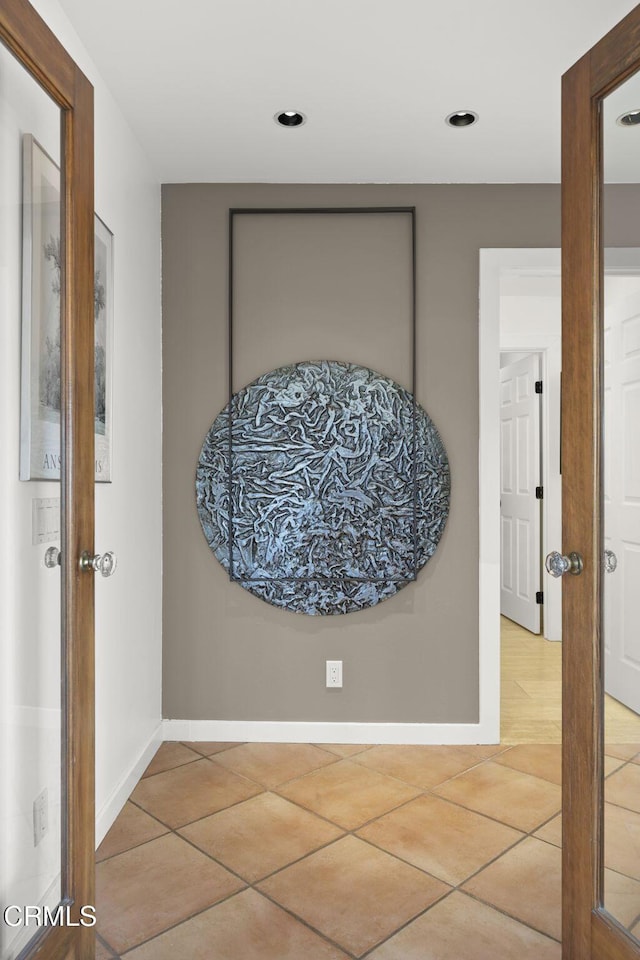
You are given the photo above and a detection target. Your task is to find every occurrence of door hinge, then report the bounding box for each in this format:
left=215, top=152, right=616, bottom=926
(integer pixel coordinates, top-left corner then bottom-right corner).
left=536, top=486, right=544, bottom=499
left=535, top=380, right=543, bottom=394
left=536, top=591, right=544, bottom=604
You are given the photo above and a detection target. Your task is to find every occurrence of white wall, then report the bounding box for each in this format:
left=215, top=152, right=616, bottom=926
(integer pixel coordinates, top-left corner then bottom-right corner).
left=1, top=14, right=162, bottom=937
left=0, top=33, right=60, bottom=958
left=33, top=0, right=164, bottom=842
left=0, top=42, right=66, bottom=959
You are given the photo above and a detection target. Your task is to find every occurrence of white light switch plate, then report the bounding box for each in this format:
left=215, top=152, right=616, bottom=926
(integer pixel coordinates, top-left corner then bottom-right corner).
left=32, top=498, right=60, bottom=545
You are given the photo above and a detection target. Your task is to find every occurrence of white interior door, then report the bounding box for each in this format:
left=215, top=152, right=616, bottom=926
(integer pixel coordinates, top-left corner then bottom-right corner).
left=604, top=288, right=640, bottom=714
left=500, top=353, right=541, bottom=633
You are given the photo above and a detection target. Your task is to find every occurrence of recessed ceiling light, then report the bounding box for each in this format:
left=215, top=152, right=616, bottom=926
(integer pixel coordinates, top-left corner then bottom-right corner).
left=275, top=110, right=306, bottom=127
left=617, top=109, right=640, bottom=126
left=445, top=110, right=479, bottom=128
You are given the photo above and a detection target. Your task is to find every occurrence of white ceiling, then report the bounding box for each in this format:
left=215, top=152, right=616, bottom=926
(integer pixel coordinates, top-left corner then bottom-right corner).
left=56, top=0, right=640, bottom=183
left=604, top=70, right=640, bottom=181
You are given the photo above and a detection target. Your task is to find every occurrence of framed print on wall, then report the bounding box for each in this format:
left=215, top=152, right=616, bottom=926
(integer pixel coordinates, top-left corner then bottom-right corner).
left=20, top=133, right=113, bottom=482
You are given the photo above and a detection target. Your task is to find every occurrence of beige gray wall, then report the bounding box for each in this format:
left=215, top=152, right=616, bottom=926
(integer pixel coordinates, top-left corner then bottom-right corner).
left=162, top=183, right=565, bottom=724
left=162, top=184, right=640, bottom=724
left=231, top=211, right=414, bottom=391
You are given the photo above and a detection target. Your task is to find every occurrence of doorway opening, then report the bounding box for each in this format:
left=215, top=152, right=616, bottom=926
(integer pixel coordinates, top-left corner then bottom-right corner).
left=497, top=259, right=563, bottom=744
left=480, top=248, right=562, bottom=745
left=481, top=247, right=640, bottom=745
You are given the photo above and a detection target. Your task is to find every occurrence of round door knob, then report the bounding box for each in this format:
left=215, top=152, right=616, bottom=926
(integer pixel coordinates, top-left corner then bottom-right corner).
left=80, top=550, right=117, bottom=577
left=604, top=549, right=618, bottom=574
left=44, top=546, right=61, bottom=568
left=545, top=550, right=584, bottom=577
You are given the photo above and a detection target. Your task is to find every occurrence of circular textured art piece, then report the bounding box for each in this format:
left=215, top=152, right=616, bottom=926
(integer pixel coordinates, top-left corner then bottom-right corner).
left=196, top=360, right=450, bottom=615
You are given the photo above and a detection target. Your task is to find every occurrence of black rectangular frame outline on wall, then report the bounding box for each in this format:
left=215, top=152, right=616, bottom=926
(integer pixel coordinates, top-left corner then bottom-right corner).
left=226, top=206, right=417, bottom=586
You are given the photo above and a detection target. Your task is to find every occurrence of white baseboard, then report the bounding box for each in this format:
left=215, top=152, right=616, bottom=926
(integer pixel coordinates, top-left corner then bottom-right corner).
left=95, top=722, right=163, bottom=847
left=162, top=718, right=498, bottom=746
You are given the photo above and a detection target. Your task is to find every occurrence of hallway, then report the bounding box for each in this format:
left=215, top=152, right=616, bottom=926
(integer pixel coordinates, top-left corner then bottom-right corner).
left=93, top=619, right=640, bottom=958
left=95, top=741, right=566, bottom=959
left=94, top=738, right=640, bottom=958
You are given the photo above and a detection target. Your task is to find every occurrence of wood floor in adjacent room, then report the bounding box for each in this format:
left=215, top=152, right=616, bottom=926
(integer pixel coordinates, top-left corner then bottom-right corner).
left=501, top=614, right=640, bottom=744
left=93, top=619, right=640, bottom=959
left=500, top=615, right=563, bottom=744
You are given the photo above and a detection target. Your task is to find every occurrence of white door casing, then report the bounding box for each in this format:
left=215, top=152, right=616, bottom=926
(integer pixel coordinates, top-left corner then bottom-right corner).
left=604, top=289, right=640, bottom=714
left=479, top=249, right=640, bottom=750
left=500, top=353, right=541, bottom=633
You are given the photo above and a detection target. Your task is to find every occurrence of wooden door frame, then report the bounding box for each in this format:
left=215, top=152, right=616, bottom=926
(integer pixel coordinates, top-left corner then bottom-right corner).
left=0, top=1, right=95, bottom=958
left=562, top=4, right=640, bottom=959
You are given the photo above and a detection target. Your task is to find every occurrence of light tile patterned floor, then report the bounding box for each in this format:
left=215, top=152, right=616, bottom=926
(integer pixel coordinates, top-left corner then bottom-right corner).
left=96, top=739, right=640, bottom=958
left=93, top=620, right=640, bottom=958
left=97, top=741, right=566, bottom=959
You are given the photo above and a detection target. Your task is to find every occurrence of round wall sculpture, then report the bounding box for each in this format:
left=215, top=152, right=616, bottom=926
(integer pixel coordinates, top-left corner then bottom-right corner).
left=196, top=360, right=450, bottom=615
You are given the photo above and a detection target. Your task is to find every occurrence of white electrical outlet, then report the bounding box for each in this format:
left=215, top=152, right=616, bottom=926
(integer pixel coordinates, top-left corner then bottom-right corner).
left=33, top=788, right=48, bottom=846
left=326, top=660, right=343, bottom=688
